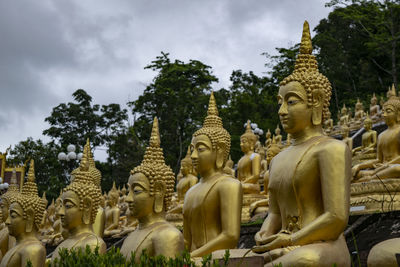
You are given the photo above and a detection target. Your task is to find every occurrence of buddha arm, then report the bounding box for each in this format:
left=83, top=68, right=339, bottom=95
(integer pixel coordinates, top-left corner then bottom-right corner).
left=254, top=192, right=281, bottom=245
left=244, top=154, right=261, bottom=184
left=190, top=180, right=242, bottom=257
left=21, top=245, right=46, bottom=267
left=154, top=228, right=184, bottom=259
left=105, top=209, right=120, bottom=231
left=291, top=142, right=350, bottom=245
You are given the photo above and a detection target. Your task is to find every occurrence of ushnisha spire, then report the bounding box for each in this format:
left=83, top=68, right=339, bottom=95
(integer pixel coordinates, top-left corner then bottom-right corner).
left=72, top=141, right=93, bottom=185
left=293, top=21, right=319, bottom=74
left=202, top=92, right=223, bottom=129
left=22, top=159, right=39, bottom=197
left=86, top=138, right=102, bottom=187
left=141, top=117, right=168, bottom=166
left=7, top=168, right=19, bottom=194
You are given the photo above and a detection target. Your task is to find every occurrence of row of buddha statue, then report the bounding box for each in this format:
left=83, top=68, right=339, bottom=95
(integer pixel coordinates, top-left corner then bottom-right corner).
left=0, top=20, right=397, bottom=266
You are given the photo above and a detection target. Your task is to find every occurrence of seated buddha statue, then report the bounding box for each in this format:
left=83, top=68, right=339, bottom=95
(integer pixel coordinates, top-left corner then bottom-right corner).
left=237, top=120, right=261, bottom=194
left=183, top=92, right=242, bottom=257
left=223, top=155, right=235, bottom=177
left=168, top=147, right=198, bottom=215
left=352, top=114, right=377, bottom=158
left=370, top=93, right=381, bottom=122
left=352, top=96, right=400, bottom=182
left=120, top=117, right=184, bottom=261
left=341, top=124, right=353, bottom=150
left=252, top=21, right=351, bottom=266
left=103, top=182, right=121, bottom=237
left=339, top=104, right=349, bottom=126
left=51, top=141, right=106, bottom=261
left=118, top=186, right=128, bottom=216
left=265, top=129, right=272, bottom=148
left=273, top=125, right=283, bottom=146
left=353, top=98, right=365, bottom=128
left=323, top=110, right=333, bottom=134
left=0, top=160, right=47, bottom=267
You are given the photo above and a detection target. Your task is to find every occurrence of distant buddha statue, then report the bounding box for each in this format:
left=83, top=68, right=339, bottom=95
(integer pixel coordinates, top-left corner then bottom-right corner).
left=353, top=98, right=365, bottom=127
left=339, top=104, right=349, bottom=126
left=323, top=110, right=333, bottom=134
left=223, top=155, right=235, bottom=177
left=252, top=21, right=351, bottom=266
left=353, top=97, right=400, bottom=182
left=103, top=182, right=121, bottom=237
left=352, top=114, right=377, bottom=158
left=237, top=120, right=261, bottom=194
left=265, top=129, right=272, bottom=148
left=341, top=125, right=353, bottom=151
left=51, top=141, right=106, bottom=261
left=370, top=93, right=381, bottom=122
left=183, top=92, right=242, bottom=257
left=120, top=117, right=184, bottom=261
left=387, top=84, right=397, bottom=99
left=1, top=160, right=47, bottom=267
left=273, top=125, right=282, bottom=146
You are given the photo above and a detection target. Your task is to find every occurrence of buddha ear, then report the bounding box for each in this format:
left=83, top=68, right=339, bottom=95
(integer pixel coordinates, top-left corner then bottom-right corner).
left=312, top=89, right=324, bottom=126
left=25, top=208, right=34, bottom=233
left=216, top=143, right=226, bottom=170
left=82, top=197, right=93, bottom=225
left=153, top=181, right=166, bottom=214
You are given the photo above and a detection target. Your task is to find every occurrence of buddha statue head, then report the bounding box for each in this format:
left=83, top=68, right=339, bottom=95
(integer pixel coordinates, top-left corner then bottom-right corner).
left=341, top=104, right=347, bottom=116
left=278, top=21, right=332, bottom=133
left=364, top=113, right=373, bottom=130
left=266, top=143, right=281, bottom=165
left=387, top=84, right=397, bottom=99
left=126, top=117, right=175, bottom=220
left=191, top=92, right=231, bottom=174
left=1, top=168, right=20, bottom=222
left=58, top=140, right=101, bottom=232
left=6, top=160, right=46, bottom=239
left=121, top=186, right=127, bottom=196
left=108, top=182, right=119, bottom=207
left=275, top=124, right=281, bottom=136
left=341, top=124, right=350, bottom=138
left=371, top=93, right=377, bottom=105
left=240, top=120, right=257, bottom=153
left=266, top=129, right=271, bottom=139
left=355, top=98, right=362, bottom=111
left=180, top=146, right=194, bottom=176
left=383, top=96, right=400, bottom=126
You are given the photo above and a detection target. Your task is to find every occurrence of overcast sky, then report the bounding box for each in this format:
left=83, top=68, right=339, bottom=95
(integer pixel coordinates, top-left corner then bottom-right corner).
left=0, top=0, right=332, bottom=161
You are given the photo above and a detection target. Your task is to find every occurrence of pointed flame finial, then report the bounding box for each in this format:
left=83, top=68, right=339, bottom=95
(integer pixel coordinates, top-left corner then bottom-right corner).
left=245, top=120, right=252, bottom=133
left=149, top=117, right=161, bottom=147
left=300, top=21, right=312, bottom=55
left=207, top=91, right=219, bottom=116
left=27, top=159, right=35, bottom=182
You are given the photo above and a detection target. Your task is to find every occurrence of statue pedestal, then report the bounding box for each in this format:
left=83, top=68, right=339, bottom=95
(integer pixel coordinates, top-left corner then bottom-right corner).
left=350, top=179, right=400, bottom=215
left=211, top=249, right=264, bottom=267
left=242, top=194, right=267, bottom=223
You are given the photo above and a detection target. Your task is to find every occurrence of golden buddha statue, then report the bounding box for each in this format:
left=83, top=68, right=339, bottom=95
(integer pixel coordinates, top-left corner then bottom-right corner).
left=387, top=83, right=397, bottom=99
left=237, top=120, right=261, bottom=194
left=103, top=182, right=121, bottom=237
left=183, top=92, right=242, bottom=257
left=265, top=129, right=272, bottom=148
left=252, top=21, right=351, bottom=266
left=353, top=96, right=400, bottom=182
left=353, top=98, right=366, bottom=128
left=120, top=117, right=184, bottom=261
left=1, top=160, right=46, bottom=267
left=42, top=192, right=64, bottom=246
left=168, top=147, right=198, bottom=215
left=339, top=103, right=349, bottom=126
left=323, top=110, right=333, bottom=134
left=223, top=155, right=235, bottom=177
left=273, top=125, right=282, bottom=146
left=352, top=114, right=377, bottom=158
left=51, top=141, right=106, bottom=261
left=341, top=124, right=353, bottom=151
left=370, top=93, right=381, bottom=122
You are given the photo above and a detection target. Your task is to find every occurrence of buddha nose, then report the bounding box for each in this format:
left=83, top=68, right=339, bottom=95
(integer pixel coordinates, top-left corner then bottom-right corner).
left=5, top=214, right=10, bottom=225
left=57, top=205, right=65, bottom=216
left=125, top=190, right=133, bottom=203
left=278, top=102, right=288, bottom=116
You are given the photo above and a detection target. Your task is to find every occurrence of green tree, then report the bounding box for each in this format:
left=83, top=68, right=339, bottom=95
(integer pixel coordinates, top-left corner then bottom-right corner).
left=128, top=52, right=218, bottom=173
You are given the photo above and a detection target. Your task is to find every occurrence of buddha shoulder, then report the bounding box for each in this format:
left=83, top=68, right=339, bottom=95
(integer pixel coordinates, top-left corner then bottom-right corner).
left=152, top=223, right=183, bottom=243
left=19, top=242, right=45, bottom=257
left=314, top=137, right=350, bottom=154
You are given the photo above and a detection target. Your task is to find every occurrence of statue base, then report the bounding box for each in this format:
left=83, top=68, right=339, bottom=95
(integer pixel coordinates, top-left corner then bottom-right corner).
left=350, top=179, right=400, bottom=215
left=210, top=249, right=264, bottom=267
left=242, top=194, right=267, bottom=223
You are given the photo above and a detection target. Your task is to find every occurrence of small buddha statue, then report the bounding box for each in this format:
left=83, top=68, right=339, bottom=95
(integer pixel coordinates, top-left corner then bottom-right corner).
left=370, top=93, right=381, bottom=122
left=119, top=186, right=128, bottom=216
left=252, top=21, right=351, bottom=266
left=168, top=147, right=198, bottom=215
left=265, top=129, right=272, bottom=148
left=339, top=103, right=349, bottom=126
left=51, top=141, right=106, bottom=261
left=352, top=114, right=377, bottom=157
left=183, top=92, right=242, bottom=257
left=237, top=120, right=261, bottom=194
left=341, top=124, right=353, bottom=150
left=353, top=98, right=366, bottom=127
left=323, top=110, right=333, bottom=134
left=120, top=117, right=184, bottom=261
left=41, top=199, right=56, bottom=237
left=273, top=124, right=283, bottom=146
left=223, top=155, right=235, bottom=177
left=387, top=83, right=397, bottom=99
left=103, top=182, right=121, bottom=237
left=353, top=96, right=400, bottom=182
left=284, top=133, right=292, bottom=148
left=1, top=160, right=47, bottom=267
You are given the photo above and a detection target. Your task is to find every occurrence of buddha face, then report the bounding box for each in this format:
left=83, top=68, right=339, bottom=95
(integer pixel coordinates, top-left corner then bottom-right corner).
left=58, top=191, right=83, bottom=230
left=6, top=202, right=26, bottom=238
left=181, top=161, right=191, bottom=176
left=275, top=128, right=281, bottom=135
left=240, top=137, right=253, bottom=153
left=191, top=134, right=217, bottom=176
left=266, top=132, right=271, bottom=139
left=383, top=104, right=398, bottom=126
left=364, top=121, right=372, bottom=130
left=126, top=172, right=154, bottom=220
left=278, top=81, right=313, bottom=134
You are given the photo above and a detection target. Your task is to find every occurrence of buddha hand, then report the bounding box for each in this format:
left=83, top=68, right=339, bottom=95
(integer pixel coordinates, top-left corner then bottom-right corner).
left=252, top=232, right=292, bottom=253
